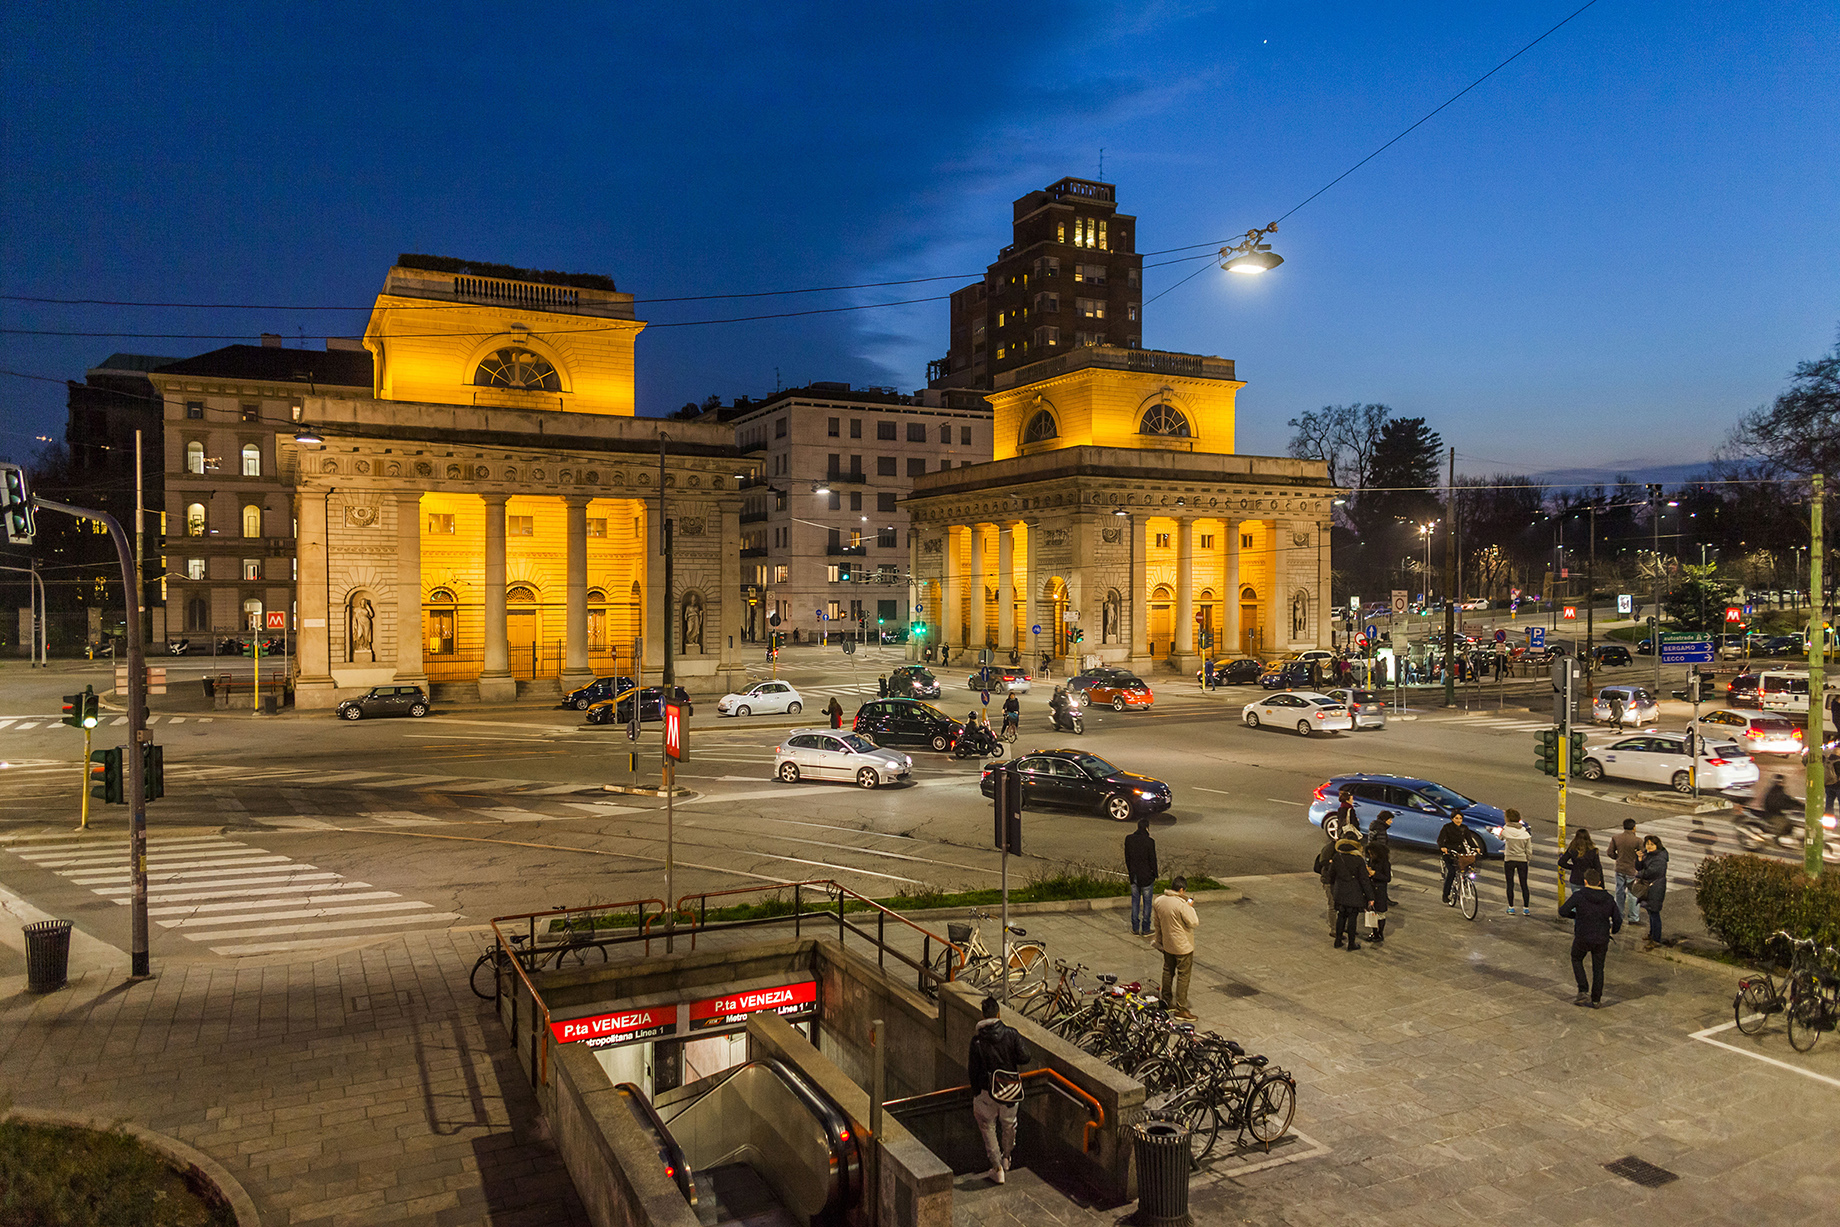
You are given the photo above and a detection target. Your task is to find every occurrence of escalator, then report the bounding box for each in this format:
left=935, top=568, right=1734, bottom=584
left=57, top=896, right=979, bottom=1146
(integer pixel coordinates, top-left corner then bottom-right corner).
left=621, top=1059, right=862, bottom=1227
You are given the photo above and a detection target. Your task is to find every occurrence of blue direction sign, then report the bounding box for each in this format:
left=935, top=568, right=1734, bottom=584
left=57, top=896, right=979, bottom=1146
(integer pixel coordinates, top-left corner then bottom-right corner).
left=1365, top=623, right=1378, bottom=641
left=1529, top=627, right=1546, bottom=650
left=1660, top=635, right=1713, bottom=665
left=1031, top=623, right=1042, bottom=635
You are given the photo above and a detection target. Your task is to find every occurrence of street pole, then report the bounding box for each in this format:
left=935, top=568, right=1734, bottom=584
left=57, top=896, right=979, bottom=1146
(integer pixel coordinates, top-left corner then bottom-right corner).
left=134, top=428, right=145, bottom=649
left=80, top=721, right=92, bottom=830
left=1585, top=505, right=1596, bottom=701
left=1808, top=474, right=1826, bottom=877
left=660, top=433, right=674, bottom=690
left=1443, top=447, right=1456, bottom=706
left=1557, top=660, right=1571, bottom=904
left=1652, top=488, right=1663, bottom=704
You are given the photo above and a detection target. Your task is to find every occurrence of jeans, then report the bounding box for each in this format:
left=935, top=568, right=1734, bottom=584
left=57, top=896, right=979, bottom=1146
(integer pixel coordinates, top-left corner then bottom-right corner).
left=972, top=1091, right=1018, bottom=1172
left=1505, top=861, right=1529, bottom=908
left=1441, top=857, right=1459, bottom=903
left=1130, top=883, right=1153, bottom=934
left=1614, top=872, right=1639, bottom=922
left=1646, top=903, right=1662, bottom=942
left=1160, top=951, right=1193, bottom=1011
left=1570, top=938, right=1608, bottom=1001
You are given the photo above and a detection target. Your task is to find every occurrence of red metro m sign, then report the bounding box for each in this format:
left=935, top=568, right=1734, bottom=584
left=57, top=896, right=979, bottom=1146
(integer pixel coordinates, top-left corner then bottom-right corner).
left=664, top=701, right=685, bottom=762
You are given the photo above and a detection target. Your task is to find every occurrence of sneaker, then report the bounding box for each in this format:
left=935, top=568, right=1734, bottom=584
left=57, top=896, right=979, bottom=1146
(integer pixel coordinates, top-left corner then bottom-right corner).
left=1173, top=1008, right=1198, bottom=1020
left=983, top=1167, right=1005, bottom=1184
left=1334, top=938, right=1344, bottom=949
left=1505, top=906, right=1515, bottom=915
left=1573, top=993, right=1590, bottom=1006
left=1003, top=1155, right=1013, bottom=1171
left=1589, top=1001, right=1602, bottom=1009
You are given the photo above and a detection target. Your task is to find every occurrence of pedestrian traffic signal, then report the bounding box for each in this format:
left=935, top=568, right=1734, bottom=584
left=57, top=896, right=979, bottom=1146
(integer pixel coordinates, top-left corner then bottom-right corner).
left=1568, top=730, right=1586, bottom=775
left=0, top=463, right=34, bottom=545
left=1535, top=728, right=1558, bottom=776
left=88, top=747, right=124, bottom=804
left=911, top=620, right=926, bottom=638
left=142, top=742, right=164, bottom=801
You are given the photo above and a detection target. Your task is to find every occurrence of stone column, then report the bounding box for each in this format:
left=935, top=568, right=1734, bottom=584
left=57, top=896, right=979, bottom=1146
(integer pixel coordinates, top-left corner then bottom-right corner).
left=1267, top=519, right=1290, bottom=653
left=719, top=500, right=744, bottom=682
left=968, top=524, right=988, bottom=648
left=394, top=492, right=426, bottom=686
left=561, top=494, right=593, bottom=690
left=644, top=504, right=664, bottom=673
left=1222, top=517, right=1241, bottom=657
left=1022, top=523, right=1038, bottom=663
left=294, top=489, right=335, bottom=707
left=1130, top=516, right=1150, bottom=662
left=1172, top=516, right=1198, bottom=670
left=996, top=524, right=1015, bottom=652
left=1317, top=518, right=1333, bottom=650
left=907, top=524, right=923, bottom=662
left=478, top=493, right=516, bottom=701
left=943, top=527, right=963, bottom=648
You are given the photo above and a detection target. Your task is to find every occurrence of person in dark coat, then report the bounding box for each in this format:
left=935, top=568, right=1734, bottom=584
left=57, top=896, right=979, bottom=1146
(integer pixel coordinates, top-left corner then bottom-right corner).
left=1636, top=835, right=1669, bottom=948
left=1365, top=812, right=1394, bottom=944
left=1557, top=866, right=1622, bottom=1007
left=1436, top=813, right=1481, bottom=905
left=967, top=996, right=1032, bottom=1183
left=1557, top=829, right=1602, bottom=890
left=826, top=696, right=844, bottom=729
left=1326, top=832, right=1374, bottom=951
left=1123, top=819, right=1158, bottom=937
left=877, top=674, right=889, bottom=698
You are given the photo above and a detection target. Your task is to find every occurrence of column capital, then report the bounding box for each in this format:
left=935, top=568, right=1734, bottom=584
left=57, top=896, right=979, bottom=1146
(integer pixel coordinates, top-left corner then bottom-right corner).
left=481, top=491, right=510, bottom=508
left=563, top=492, right=595, bottom=508
left=396, top=490, right=424, bottom=506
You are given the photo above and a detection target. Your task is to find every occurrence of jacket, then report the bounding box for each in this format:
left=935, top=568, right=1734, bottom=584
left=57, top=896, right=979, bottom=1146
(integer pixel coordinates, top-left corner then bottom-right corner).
left=967, top=1017, right=1031, bottom=1097
left=1637, top=847, right=1668, bottom=910
left=1365, top=830, right=1392, bottom=884
left=1558, top=885, right=1623, bottom=945
left=1327, top=838, right=1374, bottom=908
left=1123, top=829, right=1158, bottom=886
left=1557, top=845, right=1602, bottom=887
left=1150, top=890, right=1198, bottom=956
left=1606, top=831, right=1643, bottom=877
left=1436, top=821, right=1479, bottom=856
left=1500, top=823, right=1533, bottom=863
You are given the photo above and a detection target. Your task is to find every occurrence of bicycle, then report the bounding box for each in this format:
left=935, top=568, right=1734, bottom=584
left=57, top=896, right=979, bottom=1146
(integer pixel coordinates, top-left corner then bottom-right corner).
left=927, top=909, right=1047, bottom=998
left=1164, top=1039, right=1296, bottom=1160
left=999, top=712, right=1020, bottom=743
left=1787, top=944, right=1840, bottom=1053
left=1018, top=958, right=1087, bottom=1025
left=1733, top=930, right=1819, bottom=1036
left=468, top=907, right=609, bottom=999
left=1443, top=852, right=1479, bottom=920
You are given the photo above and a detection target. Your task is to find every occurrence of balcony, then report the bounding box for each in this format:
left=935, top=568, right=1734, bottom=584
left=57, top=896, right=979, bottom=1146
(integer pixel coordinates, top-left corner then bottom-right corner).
left=739, top=509, right=770, bottom=524
left=822, top=471, right=867, bottom=485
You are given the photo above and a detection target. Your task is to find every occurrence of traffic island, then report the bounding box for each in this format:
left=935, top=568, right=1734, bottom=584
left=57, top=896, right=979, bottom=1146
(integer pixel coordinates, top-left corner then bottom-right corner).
left=0, top=1109, right=260, bottom=1227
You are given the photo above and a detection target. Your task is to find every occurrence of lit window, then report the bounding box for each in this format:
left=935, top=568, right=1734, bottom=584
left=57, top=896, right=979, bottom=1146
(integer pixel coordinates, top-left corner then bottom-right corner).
left=427, top=513, right=456, bottom=535
left=1126, top=304, right=1139, bottom=321
left=242, top=505, right=262, bottom=537
left=185, top=401, right=203, bottom=420
left=587, top=518, right=606, bottom=538
left=774, top=565, right=789, bottom=583
left=1034, top=325, right=1060, bottom=348
left=240, top=403, right=259, bottom=423
left=1156, top=533, right=1171, bottom=549
left=827, top=565, right=841, bottom=583
left=243, top=558, right=262, bottom=581
left=1139, top=402, right=1191, bottom=438
left=186, top=558, right=205, bottom=580
left=185, top=442, right=205, bottom=474
left=186, top=503, right=206, bottom=536
left=827, top=600, right=841, bottom=620
left=508, top=515, right=534, bottom=536
left=996, top=346, right=1006, bottom=360
left=241, top=444, right=261, bottom=476
left=1077, top=298, right=1105, bottom=321
left=1023, top=410, right=1058, bottom=444
left=474, top=348, right=560, bottom=391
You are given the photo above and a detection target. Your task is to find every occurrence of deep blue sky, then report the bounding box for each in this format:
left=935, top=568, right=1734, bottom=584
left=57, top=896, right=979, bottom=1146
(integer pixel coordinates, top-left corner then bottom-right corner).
left=3, top=1, right=1835, bottom=480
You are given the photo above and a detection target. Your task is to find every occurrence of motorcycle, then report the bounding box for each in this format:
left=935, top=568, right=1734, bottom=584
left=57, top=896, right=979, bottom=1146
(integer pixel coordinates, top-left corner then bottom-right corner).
left=167, top=638, right=191, bottom=656
left=1051, top=698, right=1085, bottom=736
left=1733, top=803, right=1840, bottom=861
left=951, top=722, right=1006, bottom=760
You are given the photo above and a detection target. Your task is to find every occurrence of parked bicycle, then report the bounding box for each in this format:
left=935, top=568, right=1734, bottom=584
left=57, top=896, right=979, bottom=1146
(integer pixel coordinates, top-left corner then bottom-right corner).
left=926, top=908, right=1046, bottom=998
left=1164, top=1039, right=1296, bottom=1160
left=1017, top=959, right=1088, bottom=1026
left=1733, top=930, right=1819, bottom=1035
left=468, top=906, right=609, bottom=1000
left=1788, top=945, right=1840, bottom=1053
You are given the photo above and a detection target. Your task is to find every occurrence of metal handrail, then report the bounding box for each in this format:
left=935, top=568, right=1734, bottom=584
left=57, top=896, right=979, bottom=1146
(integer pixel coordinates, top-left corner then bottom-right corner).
left=881, top=1068, right=1106, bottom=1152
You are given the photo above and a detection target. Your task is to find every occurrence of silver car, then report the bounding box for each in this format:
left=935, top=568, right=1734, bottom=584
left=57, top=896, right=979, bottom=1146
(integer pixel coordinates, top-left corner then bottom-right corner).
left=774, top=729, right=912, bottom=789
left=1326, top=687, right=1387, bottom=730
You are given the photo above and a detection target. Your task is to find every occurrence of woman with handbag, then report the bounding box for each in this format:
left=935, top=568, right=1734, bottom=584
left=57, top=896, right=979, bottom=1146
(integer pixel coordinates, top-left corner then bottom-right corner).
left=1557, top=829, right=1602, bottom=890
left=1636, top=835, right=1669, bottom=949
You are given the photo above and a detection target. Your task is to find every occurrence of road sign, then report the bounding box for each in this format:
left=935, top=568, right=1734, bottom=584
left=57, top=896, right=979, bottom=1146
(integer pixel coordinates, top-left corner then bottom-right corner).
left=1390, top=590, right=1408, bottom=616
left=1725, top=606, right=1742, bottom=622
left=915, top=603, right=925, bottom=615
left=1660, top=634, right=1713, bottom=665
left=1494, top=629, right=1507, bottom=643
left=1529, top=627, right=1546, bottom=650
left=1355, top=633, right=1368, bottom=647
left=1617, top=594, right=1633, bottom=615
left=1562, top=606, right=1576, bottom=620
left=1364, top=623, right=1378, bottom=641
left=1349, top=595, right=1360, bottom=611
left=663, top=701, right=685, bottom=761
left=265, top=611, right=285, bottom=630
left=843, top=640, right=856, bottom=655
left=1030, top=624, right=1041, bottom=635
left=1743, top=604, right=1755, bottom=618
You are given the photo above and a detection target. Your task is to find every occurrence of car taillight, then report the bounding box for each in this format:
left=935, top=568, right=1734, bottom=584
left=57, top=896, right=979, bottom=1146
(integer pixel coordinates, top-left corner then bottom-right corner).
left=1313, top=785, right=1328, bottom=800
left=1314, top=711, right=1326, bottom=719
left=1707, top=758, right=1728, bottom=766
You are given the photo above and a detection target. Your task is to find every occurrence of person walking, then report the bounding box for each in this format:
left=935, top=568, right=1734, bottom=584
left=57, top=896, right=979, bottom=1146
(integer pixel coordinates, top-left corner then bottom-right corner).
left=826, top=696, right=844, bottom=729
left=967, top=995, right=1031, bottom=1183
left=1606, top=818, right=1644, bottom=924
left=1558, top=829, right=1602, bottom=891
left=1557, top=866, right=1621, bottom=1007
left=1366, top=812, right=1394, bottom=943
left=1824, top=742, right=1840, bottom=815
left=1150, top=876, right=1199, bottom=1019
left=1636, top=835, right=1669, bottom=949
left=877, top=674, right=889, bottom=698
left=1437, top=812, right=1481, bottom=906
left=1124, top=819, right=1158, bottom=938
left=1327, top=828, right=1374, bottom=951
left=1500, top=809, right=1534, bottom=914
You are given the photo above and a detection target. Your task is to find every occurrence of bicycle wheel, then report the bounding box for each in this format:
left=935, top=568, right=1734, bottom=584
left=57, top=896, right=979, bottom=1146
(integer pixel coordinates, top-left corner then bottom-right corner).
left=1007, top=943, right=1049, bottom=992
left=1787, top=994, right=1826, bottom=1053
left=469, top=952, right=500, bottom=1001
left=1244, top=1075, right=1297, bottom=1146
left=1459, top=875, right=1479, bottom=921
left=1181, top=1096, right=1221, bottom=1164
left=1734, top=979, right=1777, bottom=1035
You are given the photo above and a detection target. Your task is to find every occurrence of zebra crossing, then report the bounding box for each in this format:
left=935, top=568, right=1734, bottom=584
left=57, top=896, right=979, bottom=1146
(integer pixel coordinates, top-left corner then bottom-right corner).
left=0, top=714, right=213, bottom=732
left=170, top=763, right=605, bottom=795
left=0, top=830, right=460, bottom=957
left=1426, top=711, right=1555, bottom=734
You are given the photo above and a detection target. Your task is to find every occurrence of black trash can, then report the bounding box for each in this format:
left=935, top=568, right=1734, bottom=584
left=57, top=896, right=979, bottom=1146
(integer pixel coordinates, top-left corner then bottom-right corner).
left=262, top=692, right=278, bottom=715
left=24, top=919, right=73, bottom=993
left=1133, top=1118, right=1191, bottom=1226
left=202, top=676, right=216, bottom=698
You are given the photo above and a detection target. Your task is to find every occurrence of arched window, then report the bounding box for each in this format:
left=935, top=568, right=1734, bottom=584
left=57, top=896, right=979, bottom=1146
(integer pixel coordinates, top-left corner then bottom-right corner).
left=1023, top=410, right=1058, bottom=444
left=185, top=442, right=205, bottom=474
left=474, top=348, right=560, bottom=392
left=242, top=504, right=262, bottom=538
left=588, top=588, right=607, bottom=650
left=425, top=588, right=457, bottom=656
left=241, top=443, right=261, bottom=476
left=1139, top=400, right=1191, bottom=437
left=242, top=598, right=264, bottom=631
left=186, top=503, right=206, bottom=536
left=507, top=584, right=538, bottom=604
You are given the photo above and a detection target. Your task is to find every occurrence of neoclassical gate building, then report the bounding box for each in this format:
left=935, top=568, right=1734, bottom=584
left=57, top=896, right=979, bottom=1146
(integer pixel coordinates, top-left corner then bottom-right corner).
left=280, top=258, right=751, bottom=708
left=904, top=346, right=1335, bottom=673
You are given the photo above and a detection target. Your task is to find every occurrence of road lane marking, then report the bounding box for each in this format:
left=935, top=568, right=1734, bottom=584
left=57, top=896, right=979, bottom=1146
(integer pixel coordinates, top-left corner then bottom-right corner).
left=179, top=912, right=462, bottom=940
left=1689, top=1019, right=1840, bottom=1090
left=159, top=900, right=437, bottom=928
left=148, top=891, right=402, bottom=917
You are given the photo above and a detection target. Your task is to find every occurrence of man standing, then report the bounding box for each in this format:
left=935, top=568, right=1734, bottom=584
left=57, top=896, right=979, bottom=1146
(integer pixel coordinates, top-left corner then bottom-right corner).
left=967, top=996, right=1031, bottom=1183
left=1437, top=811, right=1481, bottom=906
left=1150, top=876, right=1199, bottom=1020
left=1606, top=817, right=1644, bottom=924
left=1557, top=867, right=1622, bottom=1007
left=1124, top=819, right=1158, bottom=937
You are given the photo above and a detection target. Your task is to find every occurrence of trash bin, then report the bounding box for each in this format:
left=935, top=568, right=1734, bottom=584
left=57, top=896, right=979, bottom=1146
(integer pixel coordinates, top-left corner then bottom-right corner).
left=262, top=692, right=278, bottom=716
left=202, top=676, right=216, bottom=698
left=24, top=919, right=73, bottom=993
left=1132, top=1118, right=1190, bottom=1226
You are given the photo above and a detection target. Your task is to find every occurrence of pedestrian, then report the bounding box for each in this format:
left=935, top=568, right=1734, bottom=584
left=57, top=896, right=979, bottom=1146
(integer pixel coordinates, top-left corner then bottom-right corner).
left=1557, top=866, right=1621, bottom=1008
left=1500, top=809, right=1533, bottom=914
left=1824, top=742, right=1840, bottom=814
left=1606, top=693, right=1625, bottom=728
left=1366, top=812, right=1393, bottom=943
left=877, top=674, right=888, bottom=698
left=966, top=995, right=1031, bottom=1183
left=1327, top=827, right=1374, bottom=951
left=1557, top=829, right=1601, bottom=890
left=826, top=696, right=844, bottom=729
left=1150, top=875, right=1199, bottom=1019
left=1606, top=817, right=1644, bottom=924
left=1124, top=819, right=1158, bottom=937
left=1204, top=660, right=1215, bottom=690
left=1436, top=811, right=1481, bottom=905
left=1636, top=834, right=1669, bottom=949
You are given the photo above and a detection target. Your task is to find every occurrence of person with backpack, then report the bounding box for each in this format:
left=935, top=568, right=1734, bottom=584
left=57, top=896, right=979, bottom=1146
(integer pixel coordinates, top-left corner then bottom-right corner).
left=967, top=995, right=1031, bottom=1183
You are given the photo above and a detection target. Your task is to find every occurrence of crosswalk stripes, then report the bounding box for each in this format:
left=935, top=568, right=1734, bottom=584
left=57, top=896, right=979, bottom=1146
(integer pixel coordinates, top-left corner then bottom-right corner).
left=0, top=831, right=459, bottom=957
left=169, top=764, right=607, bottom=795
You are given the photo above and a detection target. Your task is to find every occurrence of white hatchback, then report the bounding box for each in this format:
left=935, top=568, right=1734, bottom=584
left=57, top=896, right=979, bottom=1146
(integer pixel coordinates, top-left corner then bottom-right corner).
left=716, top=681, right=805, bottom=717
left=1242, top=691, right=1354, bottom=737
left=774, top=730, right=912, bottom=788
left=1687, top=708, right=1802, bottom=756
left=1578, top=731, right=1758, bottom=794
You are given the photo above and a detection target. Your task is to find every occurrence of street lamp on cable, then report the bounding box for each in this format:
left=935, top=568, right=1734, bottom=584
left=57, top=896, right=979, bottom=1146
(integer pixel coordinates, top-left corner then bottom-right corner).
left=292, top=426, right=323, bottom=445
left=1219, top=224, right=1284, bottom=275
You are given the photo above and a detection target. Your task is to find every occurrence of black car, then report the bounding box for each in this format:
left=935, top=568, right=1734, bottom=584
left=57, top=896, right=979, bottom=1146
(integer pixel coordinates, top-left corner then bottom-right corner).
left=337, top=685, right=430, bottom=721
left=887, top=666, right=941, bottom=699
left=1591, top=644, right=1632, bottom=667
left=560, top=675, right=636, bottom=711
left=585, top=685, right=694, bottom=725
left=1727, top=673, right=1761, bottom=707
left=1196, top=658, right=1264, bottom=686
left=853, top=699, right=964, bottom=752
left=980, top=749, right=1172, bottom=823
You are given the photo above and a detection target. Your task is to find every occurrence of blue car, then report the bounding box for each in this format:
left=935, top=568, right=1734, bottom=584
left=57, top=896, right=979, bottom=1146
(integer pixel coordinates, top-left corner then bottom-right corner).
left=1305, top=773, right=1506, bottom=855
left=1259, top=661, right=1314, bottom=690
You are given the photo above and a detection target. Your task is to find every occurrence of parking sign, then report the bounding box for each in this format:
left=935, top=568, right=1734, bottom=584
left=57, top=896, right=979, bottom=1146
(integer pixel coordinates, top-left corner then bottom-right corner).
left=1529, top=627, right=1546, bottom=650
left=1617, top=594, right=1633, bottom=615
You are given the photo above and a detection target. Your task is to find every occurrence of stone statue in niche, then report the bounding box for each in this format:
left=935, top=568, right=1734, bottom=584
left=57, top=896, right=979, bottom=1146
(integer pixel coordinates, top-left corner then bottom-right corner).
left=681, top=592, right=705, bottom=653
left=348, top=595, right=375, bottom=662
left=1102, top=591, right=1121, bottom=643
left=1290, top=589, right=1309, bottom=640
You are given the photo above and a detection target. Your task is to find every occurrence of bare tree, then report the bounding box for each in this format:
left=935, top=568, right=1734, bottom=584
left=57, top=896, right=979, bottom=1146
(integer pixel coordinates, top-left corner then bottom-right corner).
left=1728, top=328, right=1840, bottom=477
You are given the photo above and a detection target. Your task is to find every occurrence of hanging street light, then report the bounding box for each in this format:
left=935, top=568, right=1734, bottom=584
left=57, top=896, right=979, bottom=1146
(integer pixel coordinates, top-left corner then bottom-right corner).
left=1219, top=223, right=1284, bottom=275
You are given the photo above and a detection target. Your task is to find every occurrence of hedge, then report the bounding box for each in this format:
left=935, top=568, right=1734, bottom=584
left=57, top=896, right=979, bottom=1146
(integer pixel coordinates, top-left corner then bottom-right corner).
left=1694, top=853, right=1840, bottom=960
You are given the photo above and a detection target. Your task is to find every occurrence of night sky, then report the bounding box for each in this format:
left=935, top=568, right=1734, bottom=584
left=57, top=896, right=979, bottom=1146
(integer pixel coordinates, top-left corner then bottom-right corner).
left=2, top=1, right=1834, bottom=480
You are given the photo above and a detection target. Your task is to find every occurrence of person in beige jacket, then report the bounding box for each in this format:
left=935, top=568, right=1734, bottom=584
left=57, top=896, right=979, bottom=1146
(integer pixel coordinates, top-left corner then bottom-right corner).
left=1150, top=877, right=1199, bottom=1019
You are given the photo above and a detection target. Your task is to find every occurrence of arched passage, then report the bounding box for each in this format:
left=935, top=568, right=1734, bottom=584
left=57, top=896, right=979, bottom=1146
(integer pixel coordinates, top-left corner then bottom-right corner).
left=1043, top=576, right=1069, bottom=657
left=1240, top=584, right=1263, bottom=656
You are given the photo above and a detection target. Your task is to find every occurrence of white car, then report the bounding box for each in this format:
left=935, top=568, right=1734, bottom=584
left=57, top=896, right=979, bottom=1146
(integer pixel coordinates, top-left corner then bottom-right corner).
left=1592, top=685, right=1659, bottom=727
left=1578, top=732, right=1758, bottom=794
left=1687, top=709, right=1803, bottom=756
left=716, top=681, right=804, bottom=717
left=1325, top=687, right=1387, bottom=730
left=774, top=729, right=912, bottom=788
left=1242, top=691, right=1354, bottom=737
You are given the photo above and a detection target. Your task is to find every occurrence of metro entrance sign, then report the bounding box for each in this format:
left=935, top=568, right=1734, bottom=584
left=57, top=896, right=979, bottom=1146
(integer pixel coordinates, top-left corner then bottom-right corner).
left=1726, top=607, right=1743, bottom=623
left=689, top=981, right=818, bottom=1032
left=550, top=1003, right=675, bottom=1047
left=265, top=611, right=285, bottom=630
left=1660, top=633, right=1714, bottom=665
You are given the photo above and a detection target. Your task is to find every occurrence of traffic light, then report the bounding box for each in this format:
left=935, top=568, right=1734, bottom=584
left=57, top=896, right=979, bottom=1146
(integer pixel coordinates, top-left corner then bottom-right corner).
left=1568, top=731, right=1586, bottom=775
left=142, top=743, right=164, bottom=801
left=242, top=640, right=263, bottom=658
left=0, top=463, right=33, bottom=545
left=62, top=694, right=85, bottom=729
left=911, top=620, right=926, bottom=639
left=1535, top=728, right=1558, bottom=776
left=991, top=764, right=1023, bottom=855
left=88, top=747, right=124, bottom=805
left=81, top=690, right=99, bottom=728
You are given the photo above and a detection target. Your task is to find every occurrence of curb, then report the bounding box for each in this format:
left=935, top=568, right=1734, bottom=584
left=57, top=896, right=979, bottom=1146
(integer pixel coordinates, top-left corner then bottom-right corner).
left=3, top=1107, right=262, bottom=1226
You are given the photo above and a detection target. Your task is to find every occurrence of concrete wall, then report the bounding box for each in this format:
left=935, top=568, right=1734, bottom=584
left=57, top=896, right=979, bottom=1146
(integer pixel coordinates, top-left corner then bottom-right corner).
left=811, top=940, right=944, bottom=1104
left=547, top=1043, right=702, bottom=1227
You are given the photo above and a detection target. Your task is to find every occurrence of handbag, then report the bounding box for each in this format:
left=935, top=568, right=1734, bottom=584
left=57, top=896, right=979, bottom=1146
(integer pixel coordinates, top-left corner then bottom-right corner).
left=989, top=1068, right=1025, bottom=1104
left=1627, top=878, right=1651, bottom=903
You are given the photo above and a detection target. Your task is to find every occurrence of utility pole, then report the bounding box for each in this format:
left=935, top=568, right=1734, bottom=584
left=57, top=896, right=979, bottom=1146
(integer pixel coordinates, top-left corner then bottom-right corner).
left=1650, top=484, right=1664, bottom=703
left=1557, top=660, right=1573, bottom=903
left=1585, top=504, right=1596, bottom=702
left=1808, top=474, right=1826, bottom=877
left=134, top=428, right=145, bottom=649
left=1443, top=447, right=1456, bottom=706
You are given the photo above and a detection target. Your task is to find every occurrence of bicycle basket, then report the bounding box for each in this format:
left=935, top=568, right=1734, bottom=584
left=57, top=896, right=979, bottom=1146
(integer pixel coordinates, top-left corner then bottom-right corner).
left=948, top=923, right=973, bottom=945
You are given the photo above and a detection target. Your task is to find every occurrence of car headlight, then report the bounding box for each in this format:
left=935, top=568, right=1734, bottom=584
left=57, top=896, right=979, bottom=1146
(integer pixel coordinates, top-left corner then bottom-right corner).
left=1136, top=790, right=1156, bottom=800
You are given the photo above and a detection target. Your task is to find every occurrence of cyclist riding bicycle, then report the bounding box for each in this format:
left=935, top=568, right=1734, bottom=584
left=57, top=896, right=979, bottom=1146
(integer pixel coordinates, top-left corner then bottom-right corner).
left=1437, top=812, right=1483, bottom=906
left=1001, top=692, right=1021, bottom=733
